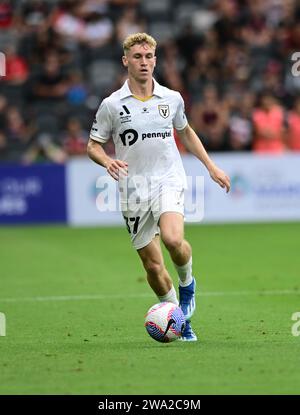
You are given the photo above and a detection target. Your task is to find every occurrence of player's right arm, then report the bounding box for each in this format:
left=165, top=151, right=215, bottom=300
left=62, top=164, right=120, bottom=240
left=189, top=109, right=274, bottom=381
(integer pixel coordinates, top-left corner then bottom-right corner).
left=87, top=138, right=128, bottom=181
left=88, top=99, right=128, bottom=180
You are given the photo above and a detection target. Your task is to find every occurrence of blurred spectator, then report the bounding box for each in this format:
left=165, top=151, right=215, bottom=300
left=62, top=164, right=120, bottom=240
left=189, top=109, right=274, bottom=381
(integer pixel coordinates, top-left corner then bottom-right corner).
left=83, top=11, right=113, bottom=49
left=0, top=131, right=7, bottom=161
left=32, top=53, right=69, bottom=102
left=0, top=0, right=13, bottom=30
left=159, top=40, right=190, bottom=108
left=187, top=45, right=220, bottom=98
left=4, top=106, right=35, bottom=162
left=228, top=92, right=255, bottom=151
left=2, top=45, right=29, bottom=85
left=240, top=0, right=273, bottom=50
left=258, top=60, right=285, bottom=100
left=20, top=26, right=76, bottom=69
left=287, top=96, right=300, bottom=151
left=23, top=132, right=67, bottom=164
left=176, top=23, right=203, bottom=67
left=284, top=17, right=300, bottom=53
left=83, top=0, right=110, bottom=15
left=0, top=94, right=7, bottom=128
left=19, top=0, right=51, bottom=33
left=110, top=0, right=140, bottom=7
left=66, top=71, right=88, bottom=106
left=213, top=0, right=240, bottom=46
left=116, top=7, right=146, bottom=44
left=0, top=94, right=7, bottom=160
left=221, top=41, right=251, bottom=86
left=190, top=84, right=229, bottom=151
left=252, top=91, right=286, bottom=153
left=52, top=0, right=86, bottom=43
left=62, top=117, right=88, bottom=156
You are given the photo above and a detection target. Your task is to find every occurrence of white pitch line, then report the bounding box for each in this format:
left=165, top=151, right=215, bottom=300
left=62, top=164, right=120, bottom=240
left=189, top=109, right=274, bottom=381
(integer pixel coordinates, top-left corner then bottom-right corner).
left=0, top=289, right=299, bottom=304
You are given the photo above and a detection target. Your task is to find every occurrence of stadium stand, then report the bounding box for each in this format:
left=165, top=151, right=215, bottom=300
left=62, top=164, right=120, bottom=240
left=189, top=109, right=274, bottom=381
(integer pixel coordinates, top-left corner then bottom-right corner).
left=0, top=0, right=300, bottom=163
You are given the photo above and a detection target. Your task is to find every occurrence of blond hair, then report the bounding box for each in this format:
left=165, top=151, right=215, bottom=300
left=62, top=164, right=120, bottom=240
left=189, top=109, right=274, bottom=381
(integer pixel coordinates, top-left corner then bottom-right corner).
left=123, top=33, right=157, bottom=54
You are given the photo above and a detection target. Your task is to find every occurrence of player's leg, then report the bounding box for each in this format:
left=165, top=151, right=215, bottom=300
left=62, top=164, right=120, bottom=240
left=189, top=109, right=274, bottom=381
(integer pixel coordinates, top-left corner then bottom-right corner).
left=154, top=189, right=194, bottom=290
left=137, top=235, right=178, bottom=305
left=122, top=200, right=178, bottom=305
left=159, top=211, right=192, bottom=275
left=159, top=212, right=196, bottom=318
left=157, top=201, right=197, bottom=342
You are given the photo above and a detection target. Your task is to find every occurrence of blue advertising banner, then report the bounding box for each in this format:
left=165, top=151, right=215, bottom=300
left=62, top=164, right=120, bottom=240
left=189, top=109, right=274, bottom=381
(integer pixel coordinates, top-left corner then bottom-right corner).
left=0, top=164, right=67, bottom=224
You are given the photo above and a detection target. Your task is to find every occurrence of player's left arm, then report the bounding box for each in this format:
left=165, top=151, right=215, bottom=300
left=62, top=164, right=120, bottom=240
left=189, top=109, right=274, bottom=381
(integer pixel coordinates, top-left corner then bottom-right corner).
left=176, top=124, right=231, bottom=193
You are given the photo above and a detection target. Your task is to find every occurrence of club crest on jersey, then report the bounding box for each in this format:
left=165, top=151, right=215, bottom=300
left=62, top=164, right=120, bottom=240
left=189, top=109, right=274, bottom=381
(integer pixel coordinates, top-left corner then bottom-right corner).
left=158, top=105, right=170, bottom=118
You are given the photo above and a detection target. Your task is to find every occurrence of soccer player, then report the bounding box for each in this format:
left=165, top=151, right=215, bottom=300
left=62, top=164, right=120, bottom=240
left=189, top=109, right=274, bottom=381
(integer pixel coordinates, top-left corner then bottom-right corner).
left=87, top=33, right=230, bottom=341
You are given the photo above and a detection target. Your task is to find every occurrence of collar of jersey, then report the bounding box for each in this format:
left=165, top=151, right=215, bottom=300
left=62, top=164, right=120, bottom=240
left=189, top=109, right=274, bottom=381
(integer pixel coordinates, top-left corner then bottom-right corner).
left=120, top=78, right=164, bottom=100
left=132, top=94, right=153, bottom=102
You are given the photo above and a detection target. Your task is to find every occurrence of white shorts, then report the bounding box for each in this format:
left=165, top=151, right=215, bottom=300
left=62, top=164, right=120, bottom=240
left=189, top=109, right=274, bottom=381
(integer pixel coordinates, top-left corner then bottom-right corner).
left=121, top=188, right=184, bottom=250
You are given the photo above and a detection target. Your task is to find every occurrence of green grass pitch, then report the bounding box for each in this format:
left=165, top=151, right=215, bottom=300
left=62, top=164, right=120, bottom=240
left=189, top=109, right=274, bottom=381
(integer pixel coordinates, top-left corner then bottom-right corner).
left=0, top=222, right=300, bottom=394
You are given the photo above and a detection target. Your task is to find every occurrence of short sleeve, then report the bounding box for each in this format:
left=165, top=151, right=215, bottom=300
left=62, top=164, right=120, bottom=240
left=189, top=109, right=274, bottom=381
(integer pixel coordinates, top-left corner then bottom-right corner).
left=90, top=100, right=112, bottom=143
left=173, top=93, right=188, bottom=131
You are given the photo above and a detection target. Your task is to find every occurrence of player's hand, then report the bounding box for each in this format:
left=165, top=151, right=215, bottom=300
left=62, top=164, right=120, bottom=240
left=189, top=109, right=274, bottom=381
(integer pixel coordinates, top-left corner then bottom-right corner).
left=209, top=165, right=230, bottom=193
left=106, top=159, right=128, bottom=181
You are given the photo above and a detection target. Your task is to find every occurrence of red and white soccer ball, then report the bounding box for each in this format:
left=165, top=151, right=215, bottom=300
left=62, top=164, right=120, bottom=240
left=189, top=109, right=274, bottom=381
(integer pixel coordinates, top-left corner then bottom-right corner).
left=145, top=302, right=186, bottom=343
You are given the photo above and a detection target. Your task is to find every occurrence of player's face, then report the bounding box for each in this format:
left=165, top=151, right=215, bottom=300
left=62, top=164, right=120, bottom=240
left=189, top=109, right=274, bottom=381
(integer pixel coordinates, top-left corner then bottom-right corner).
left=123, top=43, right=156, bottom=83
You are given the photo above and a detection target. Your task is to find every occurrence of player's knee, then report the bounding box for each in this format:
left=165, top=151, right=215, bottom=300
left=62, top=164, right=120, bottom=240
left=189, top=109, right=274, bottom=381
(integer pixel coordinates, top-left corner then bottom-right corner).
left=144, top=259, right=163, bottom=277
left=162, top=235, right=182, bottom=252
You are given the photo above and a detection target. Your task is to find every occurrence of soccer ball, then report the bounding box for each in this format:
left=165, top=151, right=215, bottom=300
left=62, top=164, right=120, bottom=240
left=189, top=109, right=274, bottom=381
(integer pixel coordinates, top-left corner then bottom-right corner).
left=144, top=302, right=186, bottom=343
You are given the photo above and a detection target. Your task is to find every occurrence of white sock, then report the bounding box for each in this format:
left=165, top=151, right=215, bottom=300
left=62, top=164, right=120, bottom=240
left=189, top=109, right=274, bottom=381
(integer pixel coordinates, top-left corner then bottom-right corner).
left=174, top=256, right=193, bottom=287
left=158, top=285, right=179, bottom=305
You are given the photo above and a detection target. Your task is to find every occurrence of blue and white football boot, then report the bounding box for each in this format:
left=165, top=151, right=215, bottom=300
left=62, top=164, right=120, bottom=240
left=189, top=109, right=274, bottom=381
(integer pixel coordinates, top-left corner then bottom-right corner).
left=180, top=319, right=197, bottom=342
left=179, top=277, right=196, bottom=320
left=179, top=277, right=197, bottom=341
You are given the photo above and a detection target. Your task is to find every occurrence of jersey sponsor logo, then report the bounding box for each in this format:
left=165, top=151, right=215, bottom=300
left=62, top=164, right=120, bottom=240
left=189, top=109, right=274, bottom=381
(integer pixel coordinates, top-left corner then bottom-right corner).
left=119, top=129, right=139, bottom=146
left=158, top=104, right=170, bottom=118
left=120, top=105, right=130, bottom=115
left=141, top=131, right=171, bottom=140
left=119, top=105, right=132, bottom=123
left=119, top=129, right=172, bottom=146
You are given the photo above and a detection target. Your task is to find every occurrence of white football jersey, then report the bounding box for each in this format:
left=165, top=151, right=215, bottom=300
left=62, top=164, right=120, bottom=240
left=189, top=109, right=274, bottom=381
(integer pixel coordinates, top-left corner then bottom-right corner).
left=90, top=79, right=188, bottom=200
